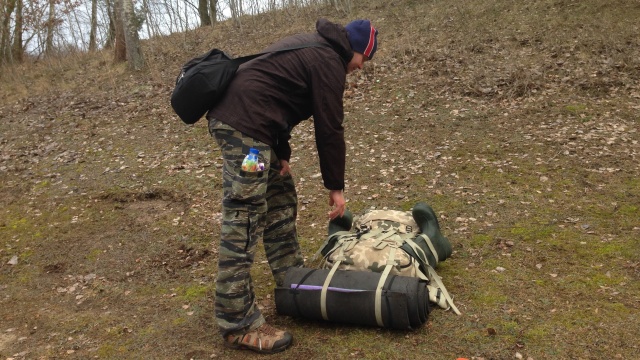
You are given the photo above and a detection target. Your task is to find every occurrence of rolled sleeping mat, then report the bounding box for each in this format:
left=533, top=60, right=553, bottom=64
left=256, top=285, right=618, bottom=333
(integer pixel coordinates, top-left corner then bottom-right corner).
left=275, top=267, right=430, bottom=330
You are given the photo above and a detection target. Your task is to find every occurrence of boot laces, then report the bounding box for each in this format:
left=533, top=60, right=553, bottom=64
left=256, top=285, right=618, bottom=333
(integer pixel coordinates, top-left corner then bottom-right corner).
left=258, top=323, right=278, bottom=336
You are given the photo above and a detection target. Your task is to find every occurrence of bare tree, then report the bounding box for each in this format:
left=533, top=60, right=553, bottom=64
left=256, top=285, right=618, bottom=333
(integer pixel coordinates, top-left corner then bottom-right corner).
left=45, top=0, right=56, bottom=55
left=114, top=0, right=144, bottom=70
left=88, top=0, right=98, bottom=51
left=198, top=0, right=210, bottom=26
left=0, top=0, right=4, bottom=49
left=103, top=0, right=116, bottom=48
left=161, top=0, right=176, bottom=33
left=64, top=3, right=86, bottom=50
left=228, top=0, right=241, bottom=27
left=1, top=0, right=328, bottom=62
left=12, top=0, right=22, bottom=61
left=142, top=0, right=163, bottom=38
left=197, top=0, right=218, bottom=27
left=113, top=0, right=125, bottom=61
left=245, top=0, right=261, bottom=15
left=208, top=0, right=218, bottom=25
left=328, top=0, right=351, bottom=14
left=1, top=0, right=16, bottom=63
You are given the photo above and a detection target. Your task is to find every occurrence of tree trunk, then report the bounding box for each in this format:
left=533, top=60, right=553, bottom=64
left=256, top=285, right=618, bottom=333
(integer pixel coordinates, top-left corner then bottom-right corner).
left=141, top=0, right=155, bottom=39
left=229, top=0, right=241, bottom=27
left=121, top=0, right=144, bottom=70
left=1, top=0, right=16, bottom=63
left=104, top=0, right=116, bottom=49
left=208, top=0, right=218, bottom=26
left=113, top=0, right=126, bottom=62
left=45, top=0, right=55, bottom=55
left=89, top=0, right=98, bottom=51
left=0, top=1, right=3, bottom=62
left=198, top=0, right=210, bottom=27
left=11, top=0, right=22, bottom=61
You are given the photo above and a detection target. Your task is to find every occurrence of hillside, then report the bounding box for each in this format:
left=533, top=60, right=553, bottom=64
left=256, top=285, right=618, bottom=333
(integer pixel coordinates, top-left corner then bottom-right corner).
left=1, top=0, right=639, bottom=359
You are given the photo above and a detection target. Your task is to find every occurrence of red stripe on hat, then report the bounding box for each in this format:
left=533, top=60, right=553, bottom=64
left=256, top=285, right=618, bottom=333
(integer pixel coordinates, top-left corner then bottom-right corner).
left=363, top=25, right=376, bottom=58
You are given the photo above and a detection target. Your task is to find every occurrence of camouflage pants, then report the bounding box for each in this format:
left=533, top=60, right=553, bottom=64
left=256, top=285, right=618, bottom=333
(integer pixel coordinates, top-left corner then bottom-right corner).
left=209, top=120, right=303, bottom=337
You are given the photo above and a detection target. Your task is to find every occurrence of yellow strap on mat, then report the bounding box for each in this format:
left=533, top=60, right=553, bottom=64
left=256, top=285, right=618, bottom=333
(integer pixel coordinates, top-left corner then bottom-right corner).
left=321, top=260, right=341, bottom=321
left=374, top=246, right=397, bottom=327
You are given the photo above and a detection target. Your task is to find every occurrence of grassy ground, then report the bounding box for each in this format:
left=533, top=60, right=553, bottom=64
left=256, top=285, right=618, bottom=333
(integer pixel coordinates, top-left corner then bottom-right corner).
left=1, top=0, right=639, bottom=359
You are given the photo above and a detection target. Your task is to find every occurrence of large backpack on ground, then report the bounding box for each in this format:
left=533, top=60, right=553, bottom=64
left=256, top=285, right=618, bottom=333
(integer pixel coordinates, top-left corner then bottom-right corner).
left=275, top=206, right=460, bottom=330
left=170, top=43, right=325, bottom=124
left=315, top=208, right=461, bottom=315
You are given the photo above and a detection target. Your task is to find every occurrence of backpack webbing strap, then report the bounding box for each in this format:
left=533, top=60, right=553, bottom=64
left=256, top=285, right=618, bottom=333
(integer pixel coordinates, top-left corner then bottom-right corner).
left=426, top=265, right=461, bottom=315
left=358, top=227, right=385, bottom=240
left=291, top=269, right=318, bottom=317
left=321, top=259, right=342, bottom=321
left=357, top=213, right=415, bottom=227
left=405, top=234, right=460, bottom=314
left=414, top=234, right=461, bottom=314
left=320, top=235, right=356, bottom=320
left=312, top=231, right=354, bottom=262
left=427, top=284, right=449, bottom=309
left=356, top=228, right=403, bottom=327
left=403, top=236, right=429, bottom=275
left=374, top=245, right=397, bottom=327
left=416, top=233, right=440, bottom=266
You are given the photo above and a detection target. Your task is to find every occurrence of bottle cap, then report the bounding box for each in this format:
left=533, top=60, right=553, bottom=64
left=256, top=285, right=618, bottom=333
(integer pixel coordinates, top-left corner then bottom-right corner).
left=249, top=148, right=259, bottom=155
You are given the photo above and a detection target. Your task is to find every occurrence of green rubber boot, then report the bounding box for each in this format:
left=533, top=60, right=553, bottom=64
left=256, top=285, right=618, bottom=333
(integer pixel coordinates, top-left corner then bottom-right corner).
left=327, top=209, right=353, bottom=237
left=320, top=210, right=354, bottom=258
left=411, top=202, right=452, bottom=267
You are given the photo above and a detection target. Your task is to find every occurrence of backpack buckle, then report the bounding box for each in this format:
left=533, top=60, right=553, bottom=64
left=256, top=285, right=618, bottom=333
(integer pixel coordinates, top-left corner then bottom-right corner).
left=356, top=224, right=370, bottom=238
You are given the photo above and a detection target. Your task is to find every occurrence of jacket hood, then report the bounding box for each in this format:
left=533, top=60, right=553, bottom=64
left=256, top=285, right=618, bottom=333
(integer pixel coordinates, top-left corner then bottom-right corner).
left=316, top=18, right=354, bottom=64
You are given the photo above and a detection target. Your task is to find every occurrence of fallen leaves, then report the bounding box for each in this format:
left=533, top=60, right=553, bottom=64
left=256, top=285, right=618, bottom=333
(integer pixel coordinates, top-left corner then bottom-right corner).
left=7, top=256, right=18, bottom=265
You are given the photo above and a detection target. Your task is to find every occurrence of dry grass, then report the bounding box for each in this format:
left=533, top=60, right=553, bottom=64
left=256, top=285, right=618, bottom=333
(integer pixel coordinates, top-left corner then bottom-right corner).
left=1, top=0, right=639, bottom=359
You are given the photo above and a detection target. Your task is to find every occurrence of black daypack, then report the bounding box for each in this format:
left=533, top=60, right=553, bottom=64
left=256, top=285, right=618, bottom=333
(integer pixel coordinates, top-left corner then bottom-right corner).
left=170, top=42, right=326, bottom=125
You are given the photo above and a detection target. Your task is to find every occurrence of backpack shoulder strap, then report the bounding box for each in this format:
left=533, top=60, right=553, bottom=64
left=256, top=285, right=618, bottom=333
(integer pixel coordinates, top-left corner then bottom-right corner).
left=232, top=42, right=330, bottom=65
left=312, top=230, right=355, bottom=262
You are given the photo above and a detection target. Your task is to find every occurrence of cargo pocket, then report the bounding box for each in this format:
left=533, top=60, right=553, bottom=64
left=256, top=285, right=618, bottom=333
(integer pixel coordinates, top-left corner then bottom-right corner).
left=229, top=169, right=268, bottom=209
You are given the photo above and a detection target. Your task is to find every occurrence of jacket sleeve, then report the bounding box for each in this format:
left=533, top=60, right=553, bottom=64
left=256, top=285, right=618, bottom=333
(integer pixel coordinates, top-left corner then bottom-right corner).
left=273, top=131, right=292, bottom=162
left=309, top=57, right=347, bottom=191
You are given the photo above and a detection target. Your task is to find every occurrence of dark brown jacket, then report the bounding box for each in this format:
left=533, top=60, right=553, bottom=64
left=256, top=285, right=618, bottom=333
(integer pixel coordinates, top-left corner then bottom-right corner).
left=207, top=18, right=353, bottom=191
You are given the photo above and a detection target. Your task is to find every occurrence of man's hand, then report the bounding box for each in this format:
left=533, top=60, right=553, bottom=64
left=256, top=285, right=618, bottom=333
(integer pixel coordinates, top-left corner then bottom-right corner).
left=279, top=159, right=291, bottom=176
left=328, top=190, right=346, bottom=219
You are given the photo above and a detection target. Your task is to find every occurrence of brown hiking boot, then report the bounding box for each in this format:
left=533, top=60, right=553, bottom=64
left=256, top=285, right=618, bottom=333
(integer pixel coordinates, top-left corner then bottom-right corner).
left=224, top=323, right=293, bottom=354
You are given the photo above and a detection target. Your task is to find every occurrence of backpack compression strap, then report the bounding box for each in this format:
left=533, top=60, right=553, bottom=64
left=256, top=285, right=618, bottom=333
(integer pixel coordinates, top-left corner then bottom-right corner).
left=361, top=228, right=408, bottom=326
left=320, top=231, right=358, bottom=321
left=320, top=258, right=342, bottom=321
left=425, top=264, right=461, bottom=315
left=416, top=233, right=462, bottom=315
left=373, top=235, right=401, bottom=327
left=322, top=227, right=402, bottom=327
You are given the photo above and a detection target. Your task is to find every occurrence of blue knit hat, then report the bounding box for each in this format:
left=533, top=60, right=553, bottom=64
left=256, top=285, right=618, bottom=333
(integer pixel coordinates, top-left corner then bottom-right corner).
left=345, top=19, right=378, bottom=60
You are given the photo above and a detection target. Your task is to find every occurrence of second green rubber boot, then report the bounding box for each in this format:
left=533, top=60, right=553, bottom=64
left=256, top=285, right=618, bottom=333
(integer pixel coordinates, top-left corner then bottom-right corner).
left=327, top=209, right=353, bottom=237
left=411, top=202, right=452, bottom=267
